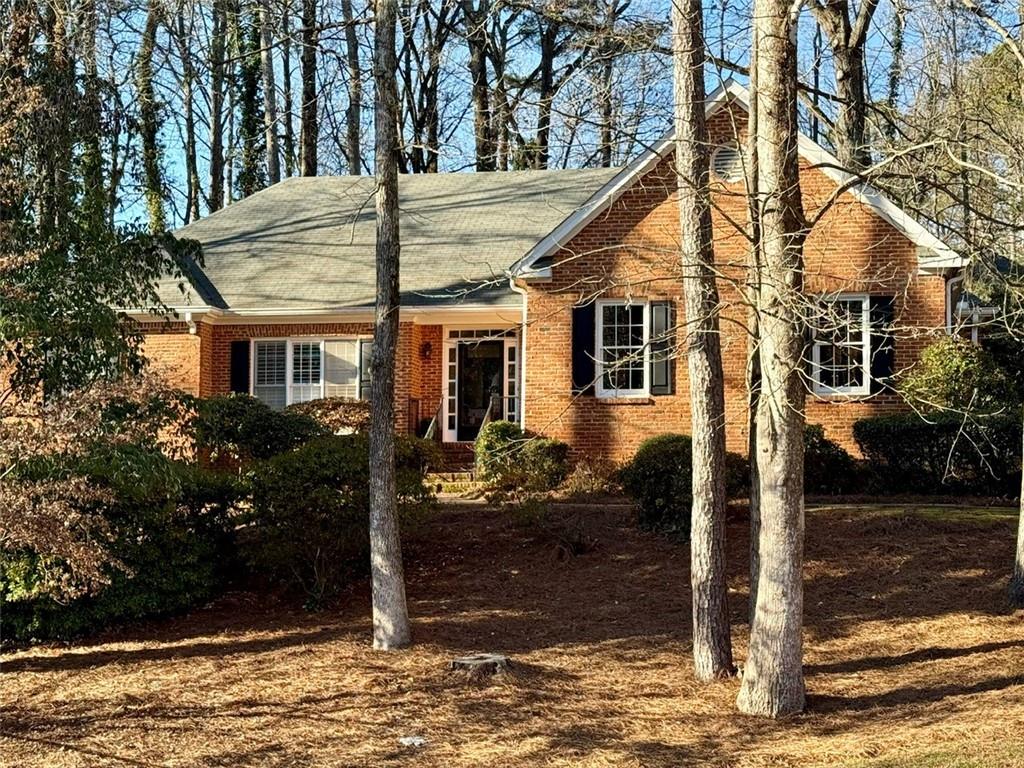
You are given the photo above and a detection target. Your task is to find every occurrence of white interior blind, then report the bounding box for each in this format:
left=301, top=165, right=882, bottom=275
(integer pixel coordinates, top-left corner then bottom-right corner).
left=254, top=340, right=287, bottom=409
left=324, top=340, right=360, bottom=399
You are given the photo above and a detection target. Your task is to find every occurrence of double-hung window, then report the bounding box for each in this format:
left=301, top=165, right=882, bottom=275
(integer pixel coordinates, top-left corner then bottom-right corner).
left=811, top=295, right=871, bottom=396
left=596, top=300, right=649, bottom=397
left=252, top=338, right=370, bottom=408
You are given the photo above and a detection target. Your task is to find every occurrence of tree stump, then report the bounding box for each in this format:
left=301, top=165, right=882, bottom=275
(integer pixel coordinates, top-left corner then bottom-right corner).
left=448, top=653, right=511, bottom=679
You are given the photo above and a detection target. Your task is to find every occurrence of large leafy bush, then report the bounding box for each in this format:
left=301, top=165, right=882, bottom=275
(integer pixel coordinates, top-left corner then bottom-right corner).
left=899, top=336, right=1019, bottom=414
left=286, top=397, right=371, bottom=434
left=620, top=435, right=749, bottom=538
left=475, top=420, right=570, bottom=491
left=853, top=412, right=1021, bottom=494
left=2, top=444, right=238, bottom=642
left=193, top=394, right=325, bottom=465
left=244, top=434, right=434, bottom=607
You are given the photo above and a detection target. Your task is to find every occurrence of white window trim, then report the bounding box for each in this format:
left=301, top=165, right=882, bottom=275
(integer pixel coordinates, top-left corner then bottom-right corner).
left=250, top=336, right=369, bottom=407
left=595, top=299, right=650, bottom=399
left=810, top=294, right=872, bottom=397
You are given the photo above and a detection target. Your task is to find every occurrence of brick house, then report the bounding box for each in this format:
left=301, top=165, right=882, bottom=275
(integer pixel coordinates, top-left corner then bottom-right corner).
left=139, top=81, right=967, bottom=463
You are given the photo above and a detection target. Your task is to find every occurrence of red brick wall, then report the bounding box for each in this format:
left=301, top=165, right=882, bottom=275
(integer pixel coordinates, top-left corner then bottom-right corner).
left=141, top=320, right=444, bottom=434
left=522, top=104, right=948, bottom=462
left=141, top=323, right=202, bottom=395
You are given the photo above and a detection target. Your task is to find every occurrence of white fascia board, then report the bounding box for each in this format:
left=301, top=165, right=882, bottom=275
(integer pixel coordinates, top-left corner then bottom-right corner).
left=510, top=131, right=676, bottom=277
left=794, top=134, right=965, bottom=270
left=130, top=303, right=521, bottom=327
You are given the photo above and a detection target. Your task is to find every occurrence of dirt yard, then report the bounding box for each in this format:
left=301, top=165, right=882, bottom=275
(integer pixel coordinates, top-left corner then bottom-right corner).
left=3, top=502, right=1024, bottom=768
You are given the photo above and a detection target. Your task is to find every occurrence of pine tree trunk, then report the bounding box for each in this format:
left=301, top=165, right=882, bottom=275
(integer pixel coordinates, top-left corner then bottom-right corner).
left=259, top=0, right=281, bottom=184
left=745, top=33, right=762, bottom=627
left=809, top=2, right=874, bottom=171
left=177, top=5, right=201, bottom=222
left=461, top=0, right=494, bottom=171
left=79, top=0, right=105, bottom=228
left=341, top=0, right=361, bottom=174
left=598, top=56, right=613, bottom=167
left=300, top=0, right=318, bottom=175
left=369, top=0, right=411, bottom=651
left=737, top=0, right=806, bottom=718
left=830, top=42, right=869, bottom=170
left=672, top=0, right=734, bottom=682
left=138, top=0, right=165, bottom=232
left=209, top=0, right=227, bottom=211
left=1010, top=408, right=1024, bottom=607
left=281, top=0, right=296, bottom=176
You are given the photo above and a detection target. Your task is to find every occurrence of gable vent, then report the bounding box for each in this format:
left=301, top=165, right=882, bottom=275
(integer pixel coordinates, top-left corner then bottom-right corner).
left=711, top=145, right=744, bottom=183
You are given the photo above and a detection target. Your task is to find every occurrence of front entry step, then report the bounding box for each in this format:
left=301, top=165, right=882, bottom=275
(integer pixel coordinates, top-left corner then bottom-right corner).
left=437, top=441, right=475, bottom=472
left=425, top=472, right=486, bottom=496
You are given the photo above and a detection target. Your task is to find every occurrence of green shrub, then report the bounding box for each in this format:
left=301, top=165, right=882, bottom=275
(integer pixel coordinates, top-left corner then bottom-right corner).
left=475, top=420, right=529, bottom=481
left=724, top=451, right=751, bottom=500
left=620, top=434, right=694, bottom=536
left=475, top=420, right=570, bottom=491
left=245, top=434, right=434, bottom=607
left=804, top=425, right=858, bottom=495
left=1, top=445, right=238, bottom=643
left=194, top=394, right=325, bottom=465
left=900, top=336, right=1019, bottom=414
left=853, top=412, right=1021, bottom=494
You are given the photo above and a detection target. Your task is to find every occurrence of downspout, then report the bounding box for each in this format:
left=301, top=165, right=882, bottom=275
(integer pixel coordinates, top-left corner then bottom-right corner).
left=945, top=272, right=964, bottom=333
left=508, top=271, right=528, bottom=431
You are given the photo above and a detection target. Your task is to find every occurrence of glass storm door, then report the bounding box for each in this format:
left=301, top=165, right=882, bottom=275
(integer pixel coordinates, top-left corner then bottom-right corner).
left=456, top=340, right=504, bottom=441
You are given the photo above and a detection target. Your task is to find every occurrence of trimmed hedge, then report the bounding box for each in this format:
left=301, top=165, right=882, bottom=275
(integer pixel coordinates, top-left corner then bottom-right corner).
left=853, top=411, right=1022, bottom=495
left=804, top=425, right=858, bottom=495
left=620, top=425, right=859, bottom=536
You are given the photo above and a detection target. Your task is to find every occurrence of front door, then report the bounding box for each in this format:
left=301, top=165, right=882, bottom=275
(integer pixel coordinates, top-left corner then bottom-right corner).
left=457, top=340, right=504, bottom=441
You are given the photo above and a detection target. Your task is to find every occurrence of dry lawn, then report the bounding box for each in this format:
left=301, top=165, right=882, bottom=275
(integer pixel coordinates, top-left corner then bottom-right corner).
left=3, top=502, right=1024, bottom=768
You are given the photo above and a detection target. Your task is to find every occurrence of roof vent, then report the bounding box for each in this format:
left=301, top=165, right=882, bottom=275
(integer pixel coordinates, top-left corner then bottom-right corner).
left=711, top=145, right=744, bottom=183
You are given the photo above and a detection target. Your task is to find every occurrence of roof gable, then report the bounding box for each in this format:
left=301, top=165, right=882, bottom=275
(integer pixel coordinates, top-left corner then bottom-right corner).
left=513, top=79, right=962, bottom=278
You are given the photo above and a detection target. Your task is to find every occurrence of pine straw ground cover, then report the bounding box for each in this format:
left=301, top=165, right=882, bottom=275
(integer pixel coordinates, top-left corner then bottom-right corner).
left=3, top=502, right=1024, bottom=768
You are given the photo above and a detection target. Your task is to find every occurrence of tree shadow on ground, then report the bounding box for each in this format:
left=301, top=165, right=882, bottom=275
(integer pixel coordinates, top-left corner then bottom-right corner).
left=4, top=502, right=1023, bottom=768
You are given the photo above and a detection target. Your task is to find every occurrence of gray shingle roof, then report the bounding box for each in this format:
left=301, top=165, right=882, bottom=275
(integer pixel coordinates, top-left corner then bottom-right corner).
left=159, top=168, right=621, bottom=312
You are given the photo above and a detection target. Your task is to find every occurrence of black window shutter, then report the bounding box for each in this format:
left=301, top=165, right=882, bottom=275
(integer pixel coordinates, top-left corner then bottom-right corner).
left=571, top=303, right=596, bottom=395
left=359, top=340, right=373, bottom=399
left=649, top=301, right=675, bottom=396
left=869, top=296, right=896, bottom=394
left=229, top=340, right=250, bottom=394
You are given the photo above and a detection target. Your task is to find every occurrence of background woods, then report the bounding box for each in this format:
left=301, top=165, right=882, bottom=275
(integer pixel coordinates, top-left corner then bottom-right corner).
left=3, top=0, right=1020, bottom=250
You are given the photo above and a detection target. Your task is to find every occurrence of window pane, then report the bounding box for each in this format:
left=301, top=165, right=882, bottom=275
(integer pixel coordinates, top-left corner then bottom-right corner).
left=599, top=303, right=647, bottom=394
left=254, top=341, right=287, bottom=409
left=291, top=342, right=322, bottom=404
left=813, top=298, right=869, bottom=392
left=324, top=340, right=359, bottom=399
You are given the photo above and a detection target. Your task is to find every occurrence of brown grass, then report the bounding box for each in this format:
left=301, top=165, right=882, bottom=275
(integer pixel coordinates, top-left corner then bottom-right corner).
left=3, top=501, right=1024, bottom=767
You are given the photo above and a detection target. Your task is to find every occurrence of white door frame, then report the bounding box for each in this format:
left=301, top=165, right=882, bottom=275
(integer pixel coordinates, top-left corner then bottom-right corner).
left=441, top=326, right=519, bottom=443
